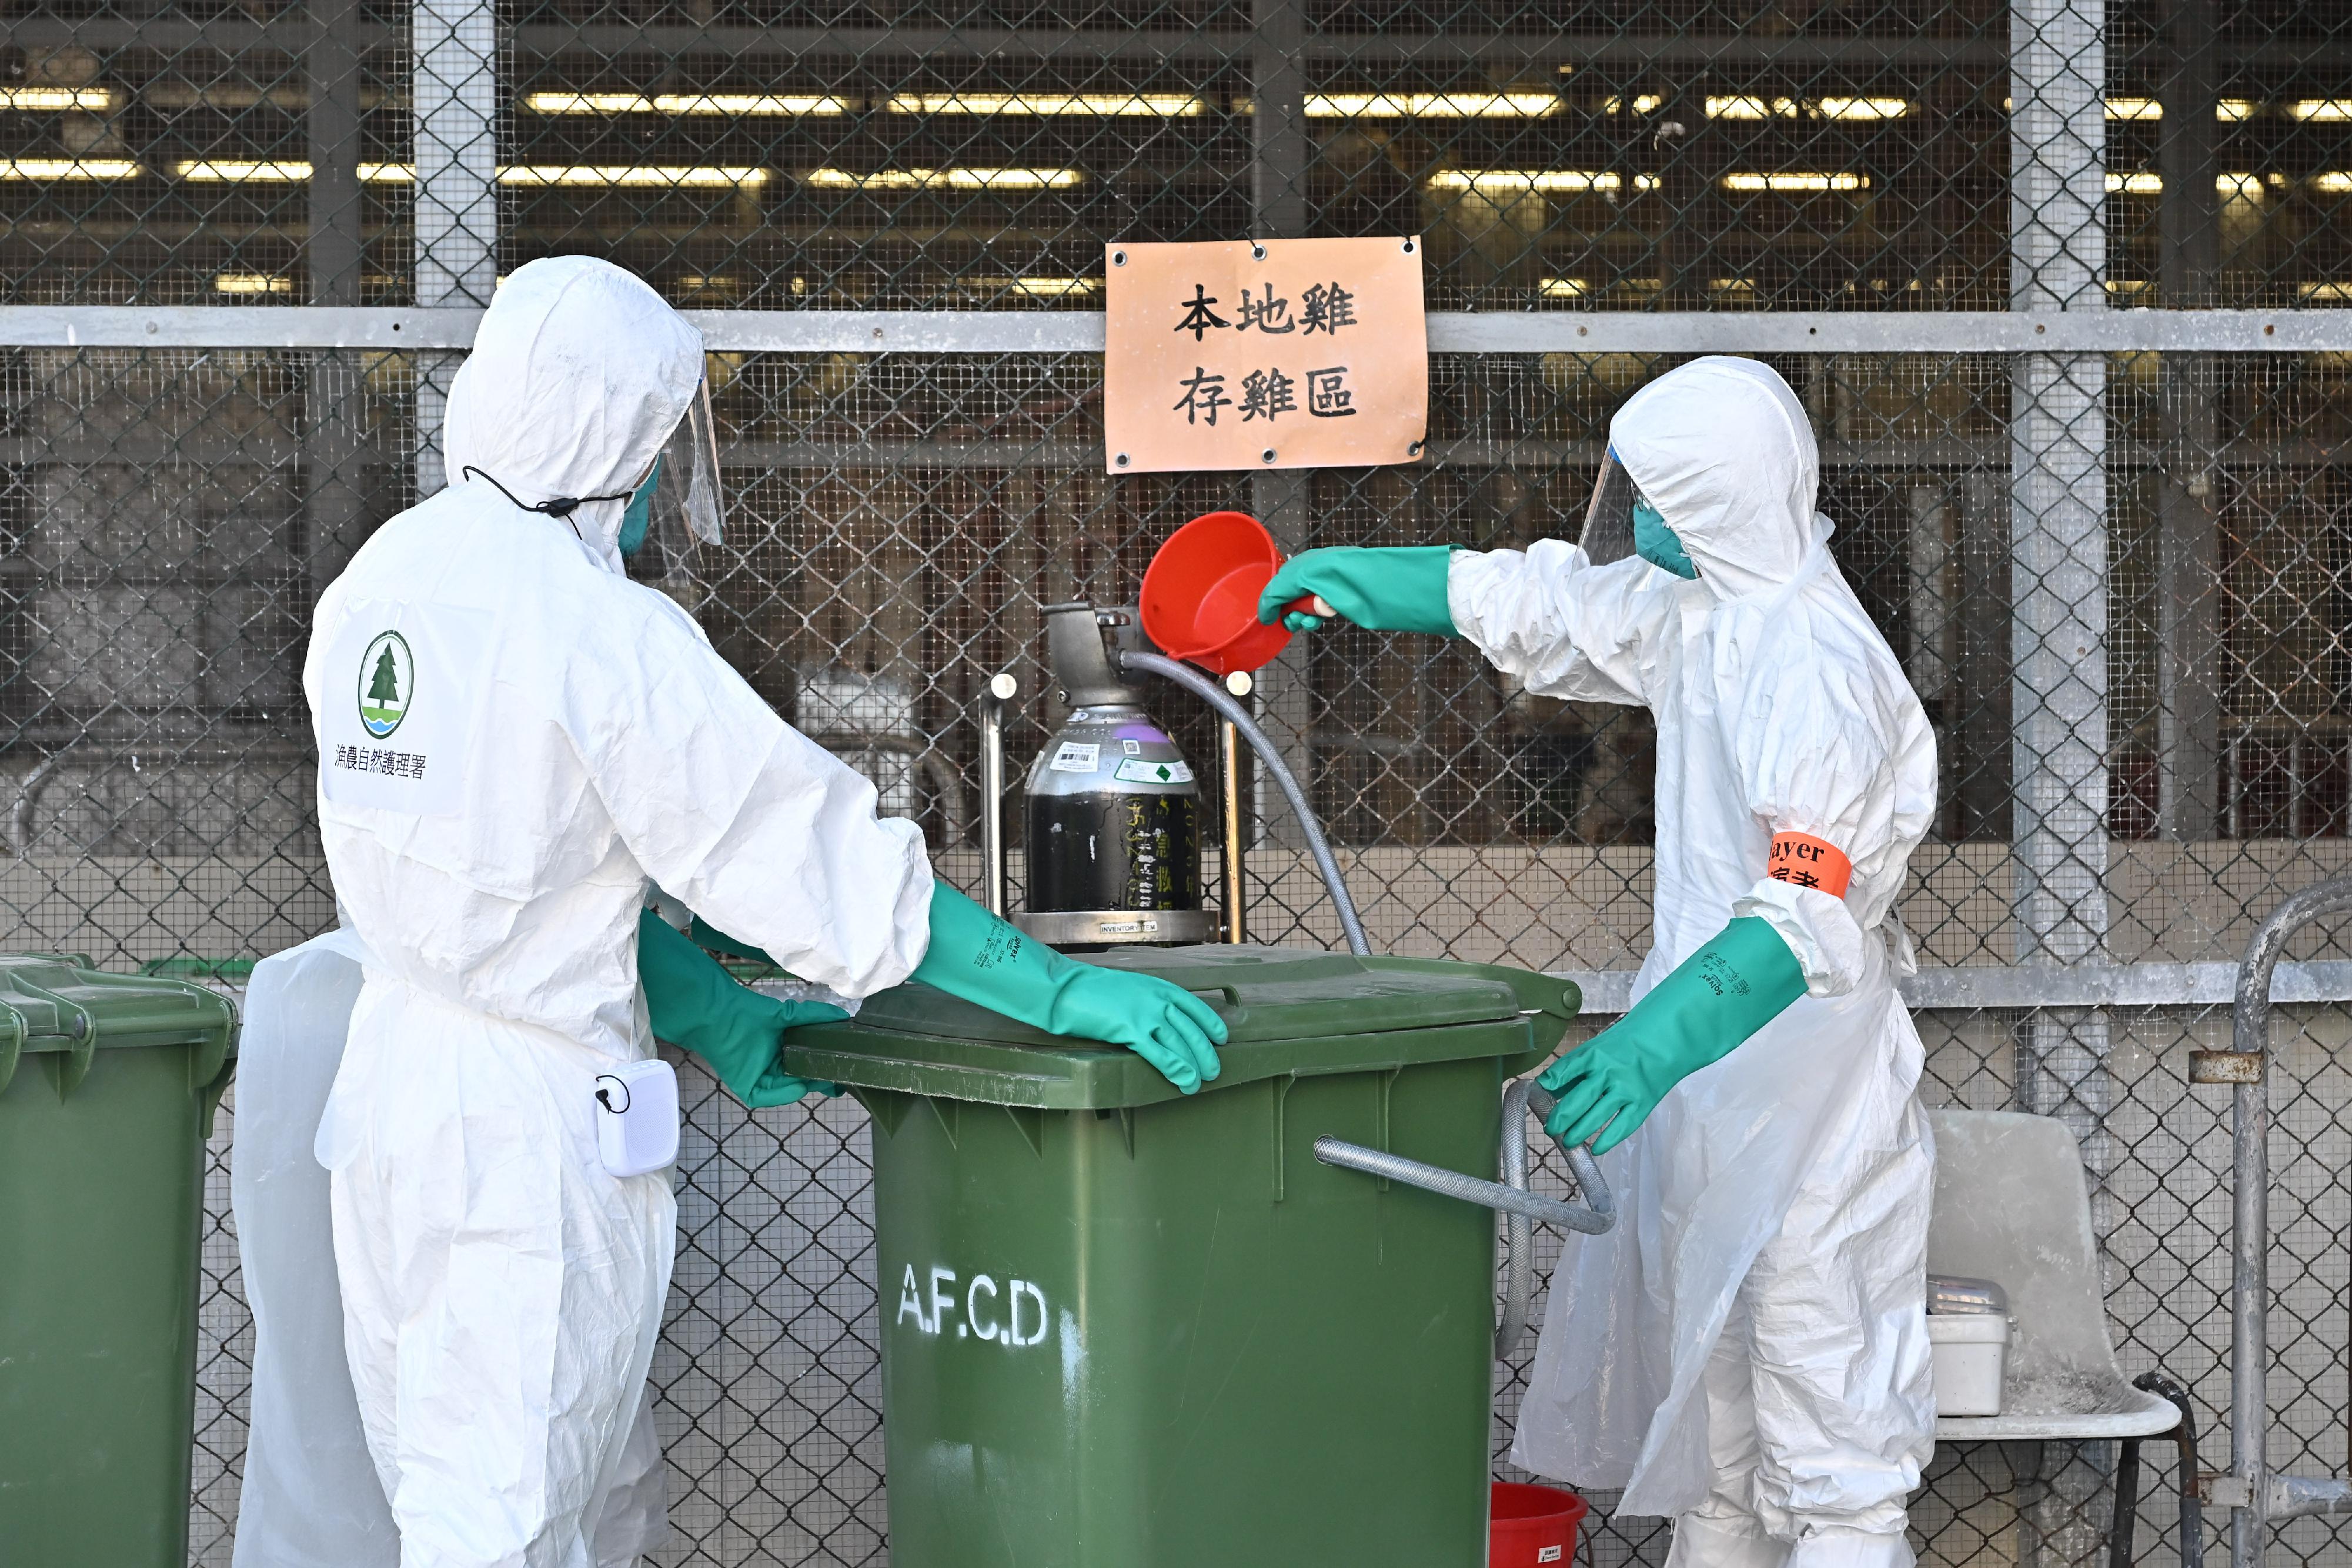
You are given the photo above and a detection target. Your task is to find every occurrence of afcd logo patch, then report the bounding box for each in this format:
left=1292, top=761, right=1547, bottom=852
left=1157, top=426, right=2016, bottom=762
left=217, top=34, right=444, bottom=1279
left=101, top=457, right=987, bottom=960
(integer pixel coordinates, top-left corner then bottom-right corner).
left=356, top=630, right=415, bottom=738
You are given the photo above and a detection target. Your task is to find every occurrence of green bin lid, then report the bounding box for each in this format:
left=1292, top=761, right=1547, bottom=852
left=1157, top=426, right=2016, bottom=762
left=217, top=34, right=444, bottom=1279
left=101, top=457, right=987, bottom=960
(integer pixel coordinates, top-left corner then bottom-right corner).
left=0, top=954, right=238, bottom=1102
left=780, top=944, right=1579, bottom=1109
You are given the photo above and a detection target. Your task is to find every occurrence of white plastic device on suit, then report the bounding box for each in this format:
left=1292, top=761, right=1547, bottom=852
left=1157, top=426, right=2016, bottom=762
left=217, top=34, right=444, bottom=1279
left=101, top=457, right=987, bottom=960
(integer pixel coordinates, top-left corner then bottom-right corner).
left=595, top=1058, right=681, bottom=1178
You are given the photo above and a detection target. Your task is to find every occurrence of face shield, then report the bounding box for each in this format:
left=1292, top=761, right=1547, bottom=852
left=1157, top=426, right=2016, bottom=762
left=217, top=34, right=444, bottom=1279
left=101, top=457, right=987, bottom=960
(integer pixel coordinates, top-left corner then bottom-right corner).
left=1579, top=446, right=1697, bottom=579
left=1579, top=446, right=1642, bottom=567
left=624, top=376, right=726, bottom=564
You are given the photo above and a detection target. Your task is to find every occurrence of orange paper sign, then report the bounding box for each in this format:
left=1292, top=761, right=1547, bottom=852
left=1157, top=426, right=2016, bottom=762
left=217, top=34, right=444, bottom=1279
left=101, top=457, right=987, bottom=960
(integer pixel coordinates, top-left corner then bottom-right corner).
left=1102, top=236, right=1428, bottom=474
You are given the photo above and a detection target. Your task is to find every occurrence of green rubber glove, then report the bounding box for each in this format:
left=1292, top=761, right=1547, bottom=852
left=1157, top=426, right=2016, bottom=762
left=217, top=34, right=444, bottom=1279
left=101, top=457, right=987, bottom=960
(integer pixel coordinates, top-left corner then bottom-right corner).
left=913, top=884, right=1228, bottom=1093
left=1255, top=546, right=1461, bottom=635
left=1538, top=916, right=1806, bottom=1155
left=687, top=914, right=770, bottom=962
left=637, top=908, right=844, bottom=1109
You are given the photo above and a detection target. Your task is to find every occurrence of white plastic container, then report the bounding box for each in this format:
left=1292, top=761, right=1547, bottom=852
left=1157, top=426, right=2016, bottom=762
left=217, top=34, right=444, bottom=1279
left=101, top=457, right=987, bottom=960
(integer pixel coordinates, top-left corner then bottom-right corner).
left=593, top=1058, right=680, bottom=1178
left=1927, top=1312, right=2010, bottom=1416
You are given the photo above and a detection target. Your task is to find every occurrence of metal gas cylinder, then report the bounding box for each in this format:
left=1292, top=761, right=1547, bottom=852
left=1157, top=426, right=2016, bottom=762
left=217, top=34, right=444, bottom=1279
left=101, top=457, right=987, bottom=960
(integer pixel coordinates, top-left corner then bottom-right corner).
left=1014, top=604, right=1210, bottom=947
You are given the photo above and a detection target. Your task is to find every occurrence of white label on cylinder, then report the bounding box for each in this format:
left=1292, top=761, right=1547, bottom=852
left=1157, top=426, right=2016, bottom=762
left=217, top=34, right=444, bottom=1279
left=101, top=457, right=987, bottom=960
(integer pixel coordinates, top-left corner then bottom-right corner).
left=1049, top=742, right=1100, bottom=773
left=1113, top=758, right=1194, bottom=784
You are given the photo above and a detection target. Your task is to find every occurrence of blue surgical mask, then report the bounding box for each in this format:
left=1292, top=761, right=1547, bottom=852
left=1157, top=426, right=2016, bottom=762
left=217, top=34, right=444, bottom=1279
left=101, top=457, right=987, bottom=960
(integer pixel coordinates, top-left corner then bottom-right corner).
left=617, top=455, right=662, bottom=558
left=1633, top=496, right=1698, bottom=580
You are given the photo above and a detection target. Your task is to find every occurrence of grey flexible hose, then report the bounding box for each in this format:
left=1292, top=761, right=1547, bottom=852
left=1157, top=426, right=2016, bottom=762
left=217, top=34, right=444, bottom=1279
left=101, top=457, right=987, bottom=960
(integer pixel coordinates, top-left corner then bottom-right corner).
left=1118, top=648, right=1371, bottom=957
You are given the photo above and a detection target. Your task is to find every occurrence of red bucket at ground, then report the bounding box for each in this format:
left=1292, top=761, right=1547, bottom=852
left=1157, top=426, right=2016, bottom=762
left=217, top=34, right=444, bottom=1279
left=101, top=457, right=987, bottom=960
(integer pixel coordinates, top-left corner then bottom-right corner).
left=1491, top=1481, right=1589, bottom=1568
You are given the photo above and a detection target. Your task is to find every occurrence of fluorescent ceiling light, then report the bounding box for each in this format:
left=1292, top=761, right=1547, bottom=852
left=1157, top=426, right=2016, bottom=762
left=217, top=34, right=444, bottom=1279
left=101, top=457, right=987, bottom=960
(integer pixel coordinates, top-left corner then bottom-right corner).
left=524, top=92, right=850, bottom=115
left=1428, top=169, right=1626, bottom=192
left=1309, top=92, right=1561, bottom=118
left=887, top=92, right=1201, bottom=116
left=1721, top=172, right=1869, bottom=191
left=806, top=166, right=1080, bottom=189
left=177, top=159, right=313, bottom=181
left=2291, top=101, right=2352, bottom=121
left=1816, top=97, right=1908, bottom=119
left=0, top=158, right=141, bottom=179
left=1605, top=95, right=1665, bottom=114
left=2314, top=172, right=2352, bottom=193
left=1538, top=278, right=1587, bottom=297
left=1709, top=96, right=1907, bottom=121
left=2102, top=172, right=2270, bottom=195
left=0, top=87, right=118, bottom=111
left=215, top=272, right=295, bottom=294
left=2103, top=98, right=2275, bottom=121
left=2300, top=282, right=2352, bottom=302
left=355, top=162, right=769, bottom=186
left=499, top=164, right=770, bottom=186
left=1003, top=276, right=1100, bottom=296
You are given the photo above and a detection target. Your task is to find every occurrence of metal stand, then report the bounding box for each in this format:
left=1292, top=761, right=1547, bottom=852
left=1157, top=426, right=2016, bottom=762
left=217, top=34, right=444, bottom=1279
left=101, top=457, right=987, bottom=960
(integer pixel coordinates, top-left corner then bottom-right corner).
left=978, top=671, right=1016, bottom=917
left=1220, top=669, right=1252, bottom=944
left=2190, top=876, right=2352, bottom=1566
left=2110, top=1373, right=2206, bottom=1568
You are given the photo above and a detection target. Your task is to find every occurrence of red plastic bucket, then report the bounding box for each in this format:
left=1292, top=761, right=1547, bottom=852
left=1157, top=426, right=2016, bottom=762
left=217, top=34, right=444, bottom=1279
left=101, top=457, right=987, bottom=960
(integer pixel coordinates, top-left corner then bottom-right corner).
left=1491, top=1482, right=1588, bottom=1568
left=1138, top=510, right=1295, bottom=677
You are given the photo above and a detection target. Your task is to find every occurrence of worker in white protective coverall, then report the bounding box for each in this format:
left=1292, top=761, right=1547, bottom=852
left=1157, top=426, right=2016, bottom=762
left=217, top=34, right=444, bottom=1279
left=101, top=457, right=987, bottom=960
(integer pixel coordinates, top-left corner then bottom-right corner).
left=264, top=254, right=1225, bottom=1568
left=1259, top=355, right=1939, bottom=1568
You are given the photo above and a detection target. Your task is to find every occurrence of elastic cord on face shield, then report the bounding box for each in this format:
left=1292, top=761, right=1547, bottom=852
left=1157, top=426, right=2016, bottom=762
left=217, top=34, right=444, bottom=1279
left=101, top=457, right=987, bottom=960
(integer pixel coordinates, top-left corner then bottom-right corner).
left=462, top=465, right=636, bottom=527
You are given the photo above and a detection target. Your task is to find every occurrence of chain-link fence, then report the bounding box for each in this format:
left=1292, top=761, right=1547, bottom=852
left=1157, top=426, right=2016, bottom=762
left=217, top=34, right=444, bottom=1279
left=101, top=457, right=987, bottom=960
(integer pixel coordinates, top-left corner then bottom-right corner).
left=11, top=0, right=2352, bottom=1564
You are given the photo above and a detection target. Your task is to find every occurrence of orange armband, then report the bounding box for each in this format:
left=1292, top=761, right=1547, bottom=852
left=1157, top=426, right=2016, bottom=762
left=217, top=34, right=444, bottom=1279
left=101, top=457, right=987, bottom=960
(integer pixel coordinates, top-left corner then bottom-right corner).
left=1767, top=832, right=1852, bottom=897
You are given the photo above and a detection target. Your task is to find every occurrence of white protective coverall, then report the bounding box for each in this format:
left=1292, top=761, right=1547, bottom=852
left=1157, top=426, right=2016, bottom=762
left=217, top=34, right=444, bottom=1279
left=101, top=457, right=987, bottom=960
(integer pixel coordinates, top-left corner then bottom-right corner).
left=275, top=255, right=935, bottom=1568
left=1472, top=357, right=1940, bottom=1568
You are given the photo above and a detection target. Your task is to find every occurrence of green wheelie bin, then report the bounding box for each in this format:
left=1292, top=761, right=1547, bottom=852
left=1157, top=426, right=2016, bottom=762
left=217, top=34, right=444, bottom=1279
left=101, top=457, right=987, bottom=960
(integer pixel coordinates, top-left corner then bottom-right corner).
left=781, top=943, right=1582, bottom=1568
left=0, top=955, right=239, bottom=1568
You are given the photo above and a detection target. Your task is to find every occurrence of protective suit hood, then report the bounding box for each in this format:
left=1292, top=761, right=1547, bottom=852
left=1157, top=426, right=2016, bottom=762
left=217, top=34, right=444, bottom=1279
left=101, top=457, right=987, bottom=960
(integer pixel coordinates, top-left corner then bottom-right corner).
left=1609, top=356, right=1821, bottom=601
left=444, top=255, right=704, bottom=567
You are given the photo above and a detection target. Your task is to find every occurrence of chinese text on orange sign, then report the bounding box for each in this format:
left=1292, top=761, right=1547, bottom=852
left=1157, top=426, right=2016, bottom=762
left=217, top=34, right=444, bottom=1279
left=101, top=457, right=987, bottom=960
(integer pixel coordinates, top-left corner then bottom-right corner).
left=1103, top=236, right=1428, bottom=474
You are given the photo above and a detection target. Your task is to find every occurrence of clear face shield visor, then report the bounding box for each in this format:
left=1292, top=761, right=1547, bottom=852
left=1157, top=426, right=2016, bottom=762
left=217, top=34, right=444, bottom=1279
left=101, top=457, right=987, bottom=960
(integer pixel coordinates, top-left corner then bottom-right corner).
left=1578, top=446, right=1643, bottom=567
left=622, top=376, right=726, bottom=569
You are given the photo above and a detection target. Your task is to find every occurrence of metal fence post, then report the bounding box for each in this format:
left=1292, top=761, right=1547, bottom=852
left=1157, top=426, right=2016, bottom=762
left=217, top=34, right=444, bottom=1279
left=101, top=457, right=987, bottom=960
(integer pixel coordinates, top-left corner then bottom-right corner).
left=410, top=0, right=500, bottom=494
left=2011, top=0, right=2114, bottom=1561
left=2156, top=0, right=2223, bottom=842
left=304, top=0, right=373, bottom=603
left=1248, top=0, right=1314, bottom=854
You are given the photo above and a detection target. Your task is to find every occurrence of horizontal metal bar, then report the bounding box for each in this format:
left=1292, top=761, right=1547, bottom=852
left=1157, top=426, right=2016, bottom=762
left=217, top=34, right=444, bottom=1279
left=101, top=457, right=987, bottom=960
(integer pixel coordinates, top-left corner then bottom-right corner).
left=512, top=25, right=2009, bottom=68
left=11, top=306, right=2352, bottom=354
left=1429, top=309, right=2352, bottom=354
left=0, top=306, right=482, bottom=350
left=685, top=310, right=1102, bottom=353
left=0, top=18, right=2004, bottom=64
left=10, top=433, right=2352, bottom=474
left=1557, top=960, right=2352, bottom=1016
left=18, top=15, right=2338, bottom=70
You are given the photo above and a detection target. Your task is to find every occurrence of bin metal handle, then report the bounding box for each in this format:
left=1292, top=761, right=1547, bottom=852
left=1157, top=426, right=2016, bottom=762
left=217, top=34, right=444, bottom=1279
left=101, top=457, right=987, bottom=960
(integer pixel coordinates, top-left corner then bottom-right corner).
left=1311, top=1076, right=1613, bottom=1360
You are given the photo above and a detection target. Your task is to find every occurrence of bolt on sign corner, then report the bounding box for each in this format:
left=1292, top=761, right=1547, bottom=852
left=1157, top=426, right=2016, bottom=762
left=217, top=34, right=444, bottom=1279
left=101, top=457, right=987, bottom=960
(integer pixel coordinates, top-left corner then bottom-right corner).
left=1103, top=236, right=1429, bottom=474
